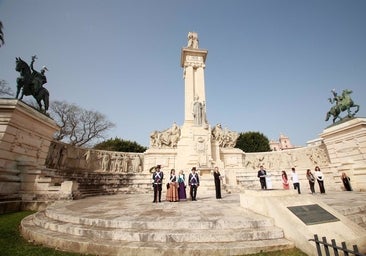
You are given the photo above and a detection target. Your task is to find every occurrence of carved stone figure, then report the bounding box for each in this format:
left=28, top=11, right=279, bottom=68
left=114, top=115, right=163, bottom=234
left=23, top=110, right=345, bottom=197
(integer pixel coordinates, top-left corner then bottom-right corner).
left=100, top=152, right=111, bottom=171
left=223, top=130, right=239, bottom=148
left=131, top=155, right=142, bottom=173
left=122, top=154, right=129, bottom=172
left=192, top=96, right=203, bottom=125
left=83, top=150, right=92, bottom=168
left=325, top=89, right=360, bottom=123
left=112, top=153, right=123, bottom=172
left=211, top=124, right=239, bottom=148
left=15, top=56, right=50, bottom=112
left=212, top=124, right=225, bottom=145
left=150, top=123, right=181, bottom=148
left=187, top=32, right=199, bottom=48
left=196, top=137, right=208, bottom=167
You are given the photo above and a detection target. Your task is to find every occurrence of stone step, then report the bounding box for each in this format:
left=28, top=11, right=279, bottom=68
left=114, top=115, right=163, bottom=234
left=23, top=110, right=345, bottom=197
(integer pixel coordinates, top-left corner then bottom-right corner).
left=28, top=212, right=284, bottom=242
left=20, top=193, right=295, bottom=255
left=44, top=200, right=275, bottom=230
left=21, top=217, right=294, bottom=256
left=32, top=211, right=284, bottom=241
left=44, top=210, right=274, bottom=230
left=340, top=205, right=366, bottom=216
left=347, top=211, right=366, bottom=226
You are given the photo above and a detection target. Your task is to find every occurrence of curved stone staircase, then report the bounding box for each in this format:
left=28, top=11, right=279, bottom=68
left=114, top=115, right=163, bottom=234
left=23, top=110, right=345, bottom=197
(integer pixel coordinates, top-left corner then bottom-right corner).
left=21, top=193, right=294, bottom=256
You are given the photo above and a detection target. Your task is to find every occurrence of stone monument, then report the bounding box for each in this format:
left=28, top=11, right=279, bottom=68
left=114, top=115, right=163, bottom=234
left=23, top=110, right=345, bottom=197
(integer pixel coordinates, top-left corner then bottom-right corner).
left=143, top=32, right=239, bottom=184
left=0, top=99, right=59, bottom=213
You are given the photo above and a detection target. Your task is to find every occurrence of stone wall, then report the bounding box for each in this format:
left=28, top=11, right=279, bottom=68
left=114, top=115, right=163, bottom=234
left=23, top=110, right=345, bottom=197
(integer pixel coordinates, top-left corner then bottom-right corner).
left=320, top=118, right=366, bottom=191
left=2, top=97, right=365, bottom=214
left=47, top=119, right=366, bottom=197
left=0, top=99, right=59, bottom=213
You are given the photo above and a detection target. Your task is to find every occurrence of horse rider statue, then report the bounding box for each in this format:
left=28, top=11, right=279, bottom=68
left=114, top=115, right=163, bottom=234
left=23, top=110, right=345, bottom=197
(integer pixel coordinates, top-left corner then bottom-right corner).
left=325, top=89, right=360, bottom=124
left=15, top=55, right=50, bottom=113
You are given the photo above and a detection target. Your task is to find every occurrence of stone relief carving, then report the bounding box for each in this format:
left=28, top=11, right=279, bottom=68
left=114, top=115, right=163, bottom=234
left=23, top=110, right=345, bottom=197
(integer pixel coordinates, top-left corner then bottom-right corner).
left=195, top=136, right=208, bottom=167
left=111, top=153, right=123, bottom=172
left=150, top=122, right=181, bottom=148
left=99, top=152, right=111, bottom=172
left=211, top=123, right=239, bottom=148
left=46, top=142, right=145, bottom=174
left=131, top=154, right=143, bottom=173
left=242, top=145, right=330, bottom=171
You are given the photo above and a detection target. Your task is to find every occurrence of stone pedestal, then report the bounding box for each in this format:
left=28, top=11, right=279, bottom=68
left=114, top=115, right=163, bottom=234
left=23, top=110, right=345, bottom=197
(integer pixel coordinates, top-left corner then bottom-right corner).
left=176, top=124, right=213, bottom=170
left=0, top=99, right=59, bottom=201
left=321, top=118, right=366, bottom=191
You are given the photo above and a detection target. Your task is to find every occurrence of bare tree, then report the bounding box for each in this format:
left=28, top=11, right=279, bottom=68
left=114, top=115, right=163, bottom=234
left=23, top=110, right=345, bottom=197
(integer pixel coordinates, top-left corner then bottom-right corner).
left=49, top=100, right=115, bottom=147
left=0, top=21, right=4, bottom=47
left=0, top=80, right=13, bottom=96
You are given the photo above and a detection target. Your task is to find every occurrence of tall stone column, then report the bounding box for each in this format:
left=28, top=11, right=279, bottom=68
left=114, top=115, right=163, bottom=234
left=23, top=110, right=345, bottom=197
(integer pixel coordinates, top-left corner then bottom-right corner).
left=181, top=48, right=208, bottom=126
left=176, top=33, right=213, bottom=171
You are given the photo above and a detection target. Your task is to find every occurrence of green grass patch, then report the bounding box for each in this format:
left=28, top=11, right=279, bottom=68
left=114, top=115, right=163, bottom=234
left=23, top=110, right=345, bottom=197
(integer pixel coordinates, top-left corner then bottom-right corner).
left=0, top=211, right=82, bottom=256
left=0, top=211, right=308, bottom=256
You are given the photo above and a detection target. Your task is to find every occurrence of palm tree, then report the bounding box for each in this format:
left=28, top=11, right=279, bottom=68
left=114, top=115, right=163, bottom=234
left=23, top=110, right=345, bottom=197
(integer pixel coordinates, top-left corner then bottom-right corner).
left=0, top=21, right=4, bottom=47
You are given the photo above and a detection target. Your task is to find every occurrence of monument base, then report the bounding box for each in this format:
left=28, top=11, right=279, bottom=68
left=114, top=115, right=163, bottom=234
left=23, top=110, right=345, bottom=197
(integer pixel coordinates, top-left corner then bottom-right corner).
left=0, top=99, right=59, bottom=211
left=240, top=190, right=366, bottom=256
left=321, top=117, right=366, bottom=191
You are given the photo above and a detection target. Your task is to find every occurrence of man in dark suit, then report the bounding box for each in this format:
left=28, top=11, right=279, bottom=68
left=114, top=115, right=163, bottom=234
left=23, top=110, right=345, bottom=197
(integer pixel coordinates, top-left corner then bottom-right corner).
left=257, top=165, right=267, bottom=189
left=152, top=165, right=164, bottom=202
left=188, top=167, right=200, bottom=201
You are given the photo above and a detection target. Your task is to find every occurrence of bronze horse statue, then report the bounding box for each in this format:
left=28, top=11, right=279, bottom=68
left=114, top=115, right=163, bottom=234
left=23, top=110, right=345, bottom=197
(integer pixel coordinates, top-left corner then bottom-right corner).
left=325, top=89, right=360, bottom=123
left=15, top=57, right=49, bottom=112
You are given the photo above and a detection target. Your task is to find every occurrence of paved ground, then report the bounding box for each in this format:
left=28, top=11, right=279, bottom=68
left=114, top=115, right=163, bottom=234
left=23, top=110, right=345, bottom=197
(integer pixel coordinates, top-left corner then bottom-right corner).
left=48, top=189, right=366, bottom=228
left=21, top=189, right=366, bottom=256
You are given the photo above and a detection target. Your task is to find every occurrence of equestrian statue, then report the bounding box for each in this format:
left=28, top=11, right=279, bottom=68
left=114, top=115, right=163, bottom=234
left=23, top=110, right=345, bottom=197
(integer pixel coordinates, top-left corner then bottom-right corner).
left=325, top=89, right=360, bottom=123
left=15, top=55, right=50, bottom=113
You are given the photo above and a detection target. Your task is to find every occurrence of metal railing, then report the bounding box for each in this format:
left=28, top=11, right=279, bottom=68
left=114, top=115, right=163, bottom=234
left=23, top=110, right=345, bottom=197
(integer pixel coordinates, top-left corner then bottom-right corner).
left=309, top=234, right=366, bottom=256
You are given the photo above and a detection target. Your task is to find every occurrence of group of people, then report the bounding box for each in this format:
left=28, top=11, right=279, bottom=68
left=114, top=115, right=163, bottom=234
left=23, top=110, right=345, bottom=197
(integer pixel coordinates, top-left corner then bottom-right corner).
left=264, top=166, right=325, bottom=194
left=259, top=166, right=353, bottom=194
left=152, top=165, right=189, bottom=203
left=152, top=165, right=224, bottom=203
left=153, top=164, right=353, bottom=202
left=304, top=166, right=325, bottom=194
left=151, top=165, right=200, bottom=203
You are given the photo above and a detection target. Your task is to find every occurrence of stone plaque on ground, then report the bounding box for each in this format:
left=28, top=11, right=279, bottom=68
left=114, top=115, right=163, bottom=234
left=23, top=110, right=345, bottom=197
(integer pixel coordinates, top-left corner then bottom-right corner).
left=287, top=204, right=339, bottom=225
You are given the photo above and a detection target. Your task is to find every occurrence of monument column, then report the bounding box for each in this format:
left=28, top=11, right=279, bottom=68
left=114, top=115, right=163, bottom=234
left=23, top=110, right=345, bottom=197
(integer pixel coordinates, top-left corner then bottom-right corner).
left=176, top=32, right=212, bottom=171
left=180, top=34, right=208, bottom=127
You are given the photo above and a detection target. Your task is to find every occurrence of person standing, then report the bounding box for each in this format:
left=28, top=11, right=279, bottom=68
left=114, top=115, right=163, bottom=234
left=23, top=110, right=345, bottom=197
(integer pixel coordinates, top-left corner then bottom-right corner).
left=341, top=172, right=352, bottom=191
left=306, top=169, right=316, bottom=194
left=152, top=165, right=164, bottom=203
left=188, top=167, right=200, bottom=201
left=166, top=169, right=179, bottom=202
left=257, top=166, right=267, bottom=189
left=281, top=170, right=289, bottom=190
left=213, top=167, right=222, bottom=199
left=291, top=167, right=301, bottom=194
left=177, top=170, right=187, bottom=201
left=314, top=166, right=325, bottom=194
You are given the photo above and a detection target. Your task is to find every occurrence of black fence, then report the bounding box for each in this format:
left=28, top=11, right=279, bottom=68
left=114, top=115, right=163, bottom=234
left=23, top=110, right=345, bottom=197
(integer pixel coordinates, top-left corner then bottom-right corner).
left=309, top=234, right=366, bottom=256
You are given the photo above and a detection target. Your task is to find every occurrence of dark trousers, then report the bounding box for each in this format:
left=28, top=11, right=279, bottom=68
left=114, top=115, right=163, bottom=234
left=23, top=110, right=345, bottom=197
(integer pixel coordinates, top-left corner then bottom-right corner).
left=259, top=178, right=267, bottom=189
left=293, top=182, right=301, bottom=194
left=190, top=184, right=198, bottom=200
left=309, top=181, right=315, bottom=193
left=317, top=180, right=325, bottom=193
left=153, top=184, right=162, bottom=202
left=215, top=180, right=222, bottom=199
